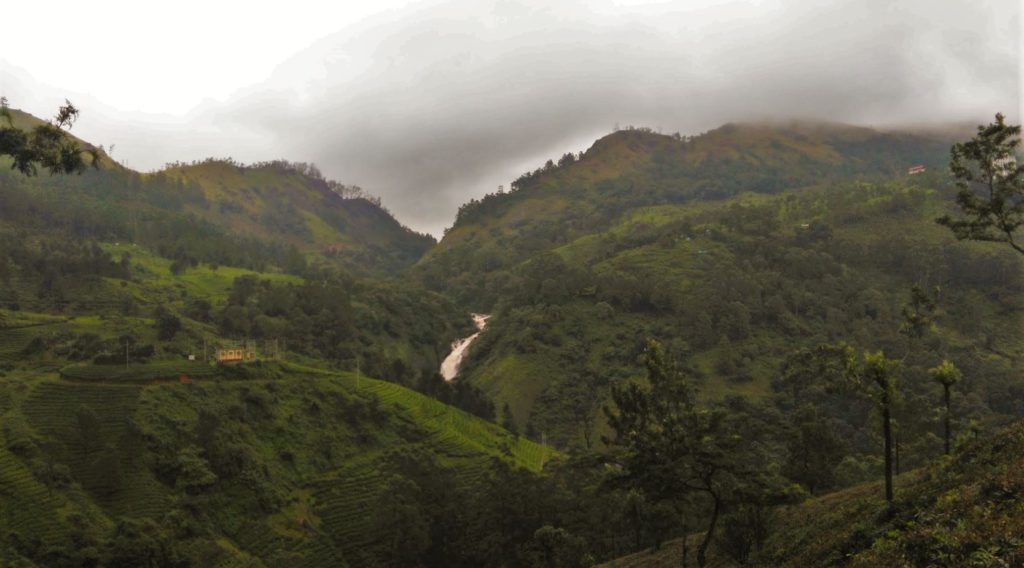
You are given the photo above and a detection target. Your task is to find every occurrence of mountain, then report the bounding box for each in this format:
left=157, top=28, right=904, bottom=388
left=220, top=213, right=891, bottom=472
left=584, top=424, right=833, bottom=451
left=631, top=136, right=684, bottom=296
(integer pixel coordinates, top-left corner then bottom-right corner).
left=606, top=419, right=1024, bottom=567
left=413, top=122, right=1023, bottom=453
left=2, top=104, right=1021, bottom=567
left=423, top=120, right=956, bottom=296
left=2, top=108, right=433, bottom=276
left=0, top=110, right=552, bottom=565
left=0, top=108, right=541, bottom=565
left=162, top=159, right=434, bottom=275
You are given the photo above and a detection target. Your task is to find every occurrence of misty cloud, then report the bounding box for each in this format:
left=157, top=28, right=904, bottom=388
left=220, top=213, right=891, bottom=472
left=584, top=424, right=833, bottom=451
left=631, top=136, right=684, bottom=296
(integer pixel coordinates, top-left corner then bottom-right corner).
left=4, top=0, right=1019, bottom=235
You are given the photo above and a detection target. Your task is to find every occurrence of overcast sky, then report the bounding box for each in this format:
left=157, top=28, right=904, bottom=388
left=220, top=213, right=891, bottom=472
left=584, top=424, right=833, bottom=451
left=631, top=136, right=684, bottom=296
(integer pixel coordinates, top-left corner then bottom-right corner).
left=2, top=0, right=1020, bottom=236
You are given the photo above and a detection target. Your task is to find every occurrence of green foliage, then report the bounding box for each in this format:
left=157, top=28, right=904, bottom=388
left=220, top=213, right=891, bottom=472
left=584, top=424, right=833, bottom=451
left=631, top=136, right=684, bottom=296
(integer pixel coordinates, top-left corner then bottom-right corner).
left=605, top=339, right=783, bottom=566
left=0, top=367, right=554, bottom=566
left=0, top=98, right=99, bottom=176
left=60, top=361, right=216, bottom=382
left=938, top=113, right=1024, bottom=255
left=519, top=525, right=592, bottom=568
left=173, top=446, right=217, bottom=493
left=426, top=163, right=1024, bottom=460
left=154, top=305, right=181, bottom=341
left=216, top=273, right=467, bottom=385
left=375, top=475, right=431, bottom=566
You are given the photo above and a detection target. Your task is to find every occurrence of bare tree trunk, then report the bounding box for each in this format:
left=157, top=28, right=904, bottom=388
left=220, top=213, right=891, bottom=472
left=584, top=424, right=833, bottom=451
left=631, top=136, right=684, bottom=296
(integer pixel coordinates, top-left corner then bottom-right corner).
left=680, top=514, right=689, bottom=568
left=882, top=393, right=894, bottom=510
left=943, top=385, right=952, bottom=455
left=632, top=499, right=642, bottom=552
left=697, top=492, right=721, bottom=568
left=895, top=424, right=901, bottom=475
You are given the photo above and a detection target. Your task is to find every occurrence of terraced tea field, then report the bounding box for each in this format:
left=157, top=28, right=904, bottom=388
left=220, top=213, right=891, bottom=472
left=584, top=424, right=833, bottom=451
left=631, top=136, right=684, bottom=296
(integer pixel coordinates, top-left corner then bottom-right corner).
left=21, top=380, right=173, bottom=515
left=352, top=374, right=549, bottom=473
left=0, top=325, right=50, bottom=361
left=60, top=360, right=218, bottom=382
left=0, top=442, right=67, bottom=553
left=299, top=373, right=552, bottom=560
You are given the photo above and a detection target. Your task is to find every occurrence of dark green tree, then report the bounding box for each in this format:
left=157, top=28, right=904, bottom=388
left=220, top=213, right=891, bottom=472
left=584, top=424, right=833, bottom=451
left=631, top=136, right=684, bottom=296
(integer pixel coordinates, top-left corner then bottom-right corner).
left=830, top=346, right=901, bottom=510
left=90, top=444, right=123, bottom=497
left=929, top=360, right=962, bottom=455
left=898, top=284, right=937, bottom=350
left=782, top=405, right=848, bottom=494
left=104, top=518, right=182, bottom=568
left=604, top=339, right=769, bottom=567
left=174, top=446, right=217, bottom=494
left=77, top=405, right=102, bottom=453
left=154, top=305, right=182, bottom=341
left=0, top=97, right=99, bottom=175
left=519, top=525, right=591, bottom=568
left=375, top=475, right=430, bottom=567
left=938, top=113, right=1023, bottom=254
left=502, top=402, right=519, bottom=436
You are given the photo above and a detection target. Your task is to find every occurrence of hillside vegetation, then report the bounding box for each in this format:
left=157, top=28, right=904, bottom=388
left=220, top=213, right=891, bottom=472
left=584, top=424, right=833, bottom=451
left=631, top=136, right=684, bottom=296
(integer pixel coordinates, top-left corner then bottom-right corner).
left=2, top=103, right=1021, bottom=567
left=0, top=107, right=567, bottom=566
left=0, top=363, right=548, bottom=566
left=414, top=124, right=1022, bottom=461
left=605, top=419, right=1024, bottom=567
left=2, top=108, right=432, bottom=276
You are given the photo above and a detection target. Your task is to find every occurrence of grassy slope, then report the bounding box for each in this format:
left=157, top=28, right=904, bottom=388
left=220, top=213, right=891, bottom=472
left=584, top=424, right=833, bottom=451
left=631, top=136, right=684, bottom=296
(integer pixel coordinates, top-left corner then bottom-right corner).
left=4, top=108, right=432, bottom=276
left=0, top=362, right=548, bottom=566
left=103, top=242, right=302, bottom=303
left=0, top=231, right=539, bottom=565
left=163, top=160, right=433, bottom=274
left=605, top=420, right=1024, bottom=567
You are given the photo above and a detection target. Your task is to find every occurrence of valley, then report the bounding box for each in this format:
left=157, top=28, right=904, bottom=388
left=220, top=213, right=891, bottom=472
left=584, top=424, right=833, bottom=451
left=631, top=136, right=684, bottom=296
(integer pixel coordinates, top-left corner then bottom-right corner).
left=0, top=102, right=1021, bottom=567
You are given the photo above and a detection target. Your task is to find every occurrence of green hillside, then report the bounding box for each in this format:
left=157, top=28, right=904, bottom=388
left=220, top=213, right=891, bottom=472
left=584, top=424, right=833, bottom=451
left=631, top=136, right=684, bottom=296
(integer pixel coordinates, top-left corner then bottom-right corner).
left=422, top=121, right=954, bottom=295
left=162, top=159, right=434, bottom=274
left=413, top=123, right=1022, bottom=453
left=605, top=419, right=1024, bottom=567
left=0, top=224, right=543, bottom=566
left=1, top=108, right=432, bottom=277
left=2, top=102, right=1021, bottom=567
left=0, top=362, right=548, bottom=566
left=0, top=105, right=543, bottom=566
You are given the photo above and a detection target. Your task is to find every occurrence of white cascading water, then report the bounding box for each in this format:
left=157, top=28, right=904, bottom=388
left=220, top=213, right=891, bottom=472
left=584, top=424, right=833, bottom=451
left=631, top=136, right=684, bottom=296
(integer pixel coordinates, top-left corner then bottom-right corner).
left=439, top=313, right=490, bottom=381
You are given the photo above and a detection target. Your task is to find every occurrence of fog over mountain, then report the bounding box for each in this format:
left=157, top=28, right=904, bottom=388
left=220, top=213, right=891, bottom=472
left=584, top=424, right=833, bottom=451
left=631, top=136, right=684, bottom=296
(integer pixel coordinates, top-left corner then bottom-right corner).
left=2, top=0, right=1019, bottom=235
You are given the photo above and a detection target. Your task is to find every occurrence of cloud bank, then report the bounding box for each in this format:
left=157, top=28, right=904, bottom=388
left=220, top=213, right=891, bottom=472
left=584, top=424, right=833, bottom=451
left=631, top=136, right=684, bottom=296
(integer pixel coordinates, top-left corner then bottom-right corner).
left=4, top=0, right=1020, bottom=235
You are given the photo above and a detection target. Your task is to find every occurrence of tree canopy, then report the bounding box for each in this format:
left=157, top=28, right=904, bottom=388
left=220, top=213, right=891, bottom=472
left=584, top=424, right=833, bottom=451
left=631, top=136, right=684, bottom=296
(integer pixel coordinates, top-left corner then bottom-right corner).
left=0, top=97, right=99, bottom=175
left=938, top=113, right=1023, bottom=254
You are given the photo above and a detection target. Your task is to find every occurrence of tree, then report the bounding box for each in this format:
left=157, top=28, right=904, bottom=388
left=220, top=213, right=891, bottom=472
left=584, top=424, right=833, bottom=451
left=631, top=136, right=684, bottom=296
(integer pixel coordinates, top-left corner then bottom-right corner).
left=604, top=340, right=769, bottom=567
left=929, top=360, right=962, bottom=455
left=104, top=518, right=181, bottom=568
left=375, top=475, right=430, bottom=567
left=77, top=405, right=102, bottom=453
left=0, top=97, right=99, bottom=175
left=174, top=446, right=217, bottom=494
left=828, top=346, right=901, bottom=510
left=154, top=305, right=182, bottom=341
left=898, top=284, right=937, bottom=350
left=782, top=405, right=848, bottom=494
left=937, top=113, right=1024, bottom=255
left=501, top=402, right=518, bottom=436
left=519, top=525, right=591, bottom=568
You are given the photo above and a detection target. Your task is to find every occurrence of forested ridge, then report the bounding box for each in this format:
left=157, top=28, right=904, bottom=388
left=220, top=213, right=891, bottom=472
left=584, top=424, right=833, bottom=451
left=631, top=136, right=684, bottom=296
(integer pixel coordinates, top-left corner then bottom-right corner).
left=0, top=106, right=1021, bottom=566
